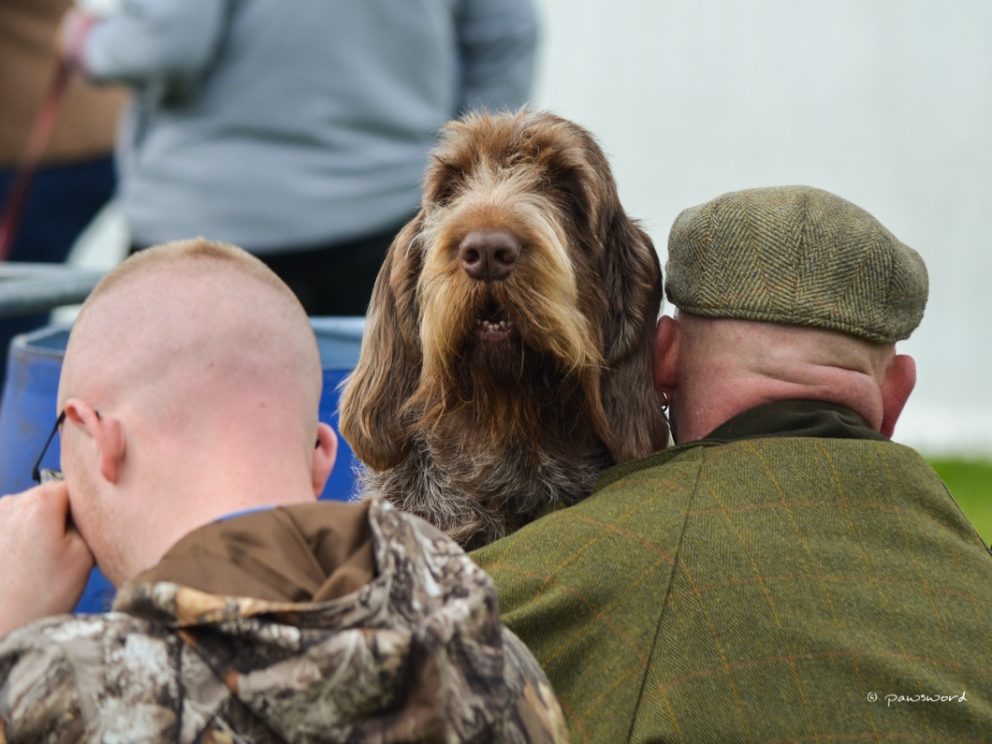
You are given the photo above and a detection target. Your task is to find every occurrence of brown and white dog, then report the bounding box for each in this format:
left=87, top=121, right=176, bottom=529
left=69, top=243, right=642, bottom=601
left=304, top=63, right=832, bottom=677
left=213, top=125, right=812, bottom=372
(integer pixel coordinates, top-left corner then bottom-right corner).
left=339, top=111, right=668, bottom=549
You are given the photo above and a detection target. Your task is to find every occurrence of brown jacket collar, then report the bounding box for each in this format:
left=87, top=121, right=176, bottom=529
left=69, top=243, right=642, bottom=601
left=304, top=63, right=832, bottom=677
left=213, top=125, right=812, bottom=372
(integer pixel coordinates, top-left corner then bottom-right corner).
left=135, top=500, right=376, bottom=603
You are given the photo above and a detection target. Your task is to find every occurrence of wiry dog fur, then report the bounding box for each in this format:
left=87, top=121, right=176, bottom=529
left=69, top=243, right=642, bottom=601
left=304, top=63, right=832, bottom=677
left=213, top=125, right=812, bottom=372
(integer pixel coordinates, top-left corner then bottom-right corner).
left=340, top=111, right=668, bottom=550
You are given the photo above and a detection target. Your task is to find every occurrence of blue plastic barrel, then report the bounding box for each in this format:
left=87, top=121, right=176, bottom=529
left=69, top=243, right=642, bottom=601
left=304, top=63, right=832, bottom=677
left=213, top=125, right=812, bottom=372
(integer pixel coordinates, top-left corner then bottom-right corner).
left=311, top=316, right=365, bottom=504
left=0, top=317, right=365, bottom=612
left=0, top=326, right=68, bottom=492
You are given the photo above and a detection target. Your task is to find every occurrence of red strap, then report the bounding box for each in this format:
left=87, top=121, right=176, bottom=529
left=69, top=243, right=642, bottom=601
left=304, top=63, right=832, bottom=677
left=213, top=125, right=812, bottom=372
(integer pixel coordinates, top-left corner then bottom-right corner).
left=0, top=61, right=72, bottom=263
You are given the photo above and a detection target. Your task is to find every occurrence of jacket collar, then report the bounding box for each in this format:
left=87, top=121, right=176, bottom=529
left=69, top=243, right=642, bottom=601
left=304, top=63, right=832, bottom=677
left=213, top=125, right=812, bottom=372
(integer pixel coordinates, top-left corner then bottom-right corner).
left=700, top=399, right=887, bottom=443
left=598, top=400, right=886, bottom=490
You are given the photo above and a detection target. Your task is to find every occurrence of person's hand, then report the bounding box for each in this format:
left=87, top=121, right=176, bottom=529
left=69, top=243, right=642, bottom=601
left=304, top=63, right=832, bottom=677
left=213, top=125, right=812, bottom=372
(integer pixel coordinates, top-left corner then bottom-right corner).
left=57, top=8, right=97, bottom=68
left=0, top=482, right=95, bottom=637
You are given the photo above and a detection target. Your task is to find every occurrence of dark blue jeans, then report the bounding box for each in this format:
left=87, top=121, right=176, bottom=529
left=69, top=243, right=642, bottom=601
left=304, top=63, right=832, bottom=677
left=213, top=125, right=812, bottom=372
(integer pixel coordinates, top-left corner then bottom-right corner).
left=0, top=155, right=116, bottom=395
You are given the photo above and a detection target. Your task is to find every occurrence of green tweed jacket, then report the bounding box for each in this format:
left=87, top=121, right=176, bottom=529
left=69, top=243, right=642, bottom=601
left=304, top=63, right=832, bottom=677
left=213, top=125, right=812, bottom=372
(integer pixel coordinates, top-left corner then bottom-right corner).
left=472, top=401, right=992, bottom=742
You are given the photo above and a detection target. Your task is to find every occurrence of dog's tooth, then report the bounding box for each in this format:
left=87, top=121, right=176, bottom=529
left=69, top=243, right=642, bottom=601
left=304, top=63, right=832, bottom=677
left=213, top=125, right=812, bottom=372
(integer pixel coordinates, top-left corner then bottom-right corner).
left=475, top=316, right=513, bottom=336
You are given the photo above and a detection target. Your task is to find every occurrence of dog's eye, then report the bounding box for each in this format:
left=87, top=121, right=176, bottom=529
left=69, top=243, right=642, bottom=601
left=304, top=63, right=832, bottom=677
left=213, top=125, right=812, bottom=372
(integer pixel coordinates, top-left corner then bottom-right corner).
left=427, top=161, right=464, bottom=207
left=550, top=167, right=590, bottom=221
left=432, top=181, right=459, bottom=207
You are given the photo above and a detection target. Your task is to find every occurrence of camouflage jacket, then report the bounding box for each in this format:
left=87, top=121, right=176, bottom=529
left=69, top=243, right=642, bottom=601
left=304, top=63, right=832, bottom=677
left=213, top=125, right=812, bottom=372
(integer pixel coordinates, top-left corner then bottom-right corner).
left=0, top=498, right=566, bottom=743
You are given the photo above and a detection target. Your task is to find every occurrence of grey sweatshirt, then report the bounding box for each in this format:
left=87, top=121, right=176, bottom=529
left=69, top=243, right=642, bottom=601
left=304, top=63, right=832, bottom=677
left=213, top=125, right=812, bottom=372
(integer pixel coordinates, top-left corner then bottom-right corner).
left=82, top=0, right=538, bottom=252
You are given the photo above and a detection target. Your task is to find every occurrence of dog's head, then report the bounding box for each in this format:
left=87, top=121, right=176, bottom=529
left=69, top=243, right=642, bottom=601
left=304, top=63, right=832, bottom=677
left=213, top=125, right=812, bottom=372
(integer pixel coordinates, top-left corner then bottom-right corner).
left=340, top=110, right=667, bottom=472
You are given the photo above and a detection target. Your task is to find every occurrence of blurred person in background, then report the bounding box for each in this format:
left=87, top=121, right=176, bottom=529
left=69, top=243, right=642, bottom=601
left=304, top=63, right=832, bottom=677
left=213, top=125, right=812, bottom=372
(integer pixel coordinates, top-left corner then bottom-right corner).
left=58, top=0, right=539, bottom=316
left=0, top=0, right=124, bottom=395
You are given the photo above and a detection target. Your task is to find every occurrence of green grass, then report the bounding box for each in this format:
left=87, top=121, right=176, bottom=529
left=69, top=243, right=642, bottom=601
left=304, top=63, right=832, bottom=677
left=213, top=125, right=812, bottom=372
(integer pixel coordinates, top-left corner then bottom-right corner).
left=929, top=457, right=992, bottom=543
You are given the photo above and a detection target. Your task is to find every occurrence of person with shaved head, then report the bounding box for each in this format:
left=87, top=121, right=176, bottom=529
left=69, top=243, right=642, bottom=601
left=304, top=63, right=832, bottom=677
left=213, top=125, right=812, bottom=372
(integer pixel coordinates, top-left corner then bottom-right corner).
left=0, top=239, right=565, bottom=742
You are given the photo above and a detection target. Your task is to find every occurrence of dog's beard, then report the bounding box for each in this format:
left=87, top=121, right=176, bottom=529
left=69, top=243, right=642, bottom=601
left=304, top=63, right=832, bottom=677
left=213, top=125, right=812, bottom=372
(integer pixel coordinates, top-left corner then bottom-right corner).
left=459, top=286, right=553, bottom=385
left=410, top=276, right=607, bottom=448
left=388, top=299, right=612, bottom=549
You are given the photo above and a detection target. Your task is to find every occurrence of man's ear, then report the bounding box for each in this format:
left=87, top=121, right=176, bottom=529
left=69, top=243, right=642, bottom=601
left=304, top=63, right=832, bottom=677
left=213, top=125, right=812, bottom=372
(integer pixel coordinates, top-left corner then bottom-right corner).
left=63, top=399, right=126, bottom=484
left=880, top=354, right=916, bottom=438
left=311, top=423, right=338, bottom=497
left=653, top=315, right=681, bottom=402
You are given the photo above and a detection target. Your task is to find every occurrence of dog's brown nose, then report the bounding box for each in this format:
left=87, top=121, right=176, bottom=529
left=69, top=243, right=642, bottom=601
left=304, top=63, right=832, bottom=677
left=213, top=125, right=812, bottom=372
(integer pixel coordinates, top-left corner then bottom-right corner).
left=459, top=229, right=520, bottom=282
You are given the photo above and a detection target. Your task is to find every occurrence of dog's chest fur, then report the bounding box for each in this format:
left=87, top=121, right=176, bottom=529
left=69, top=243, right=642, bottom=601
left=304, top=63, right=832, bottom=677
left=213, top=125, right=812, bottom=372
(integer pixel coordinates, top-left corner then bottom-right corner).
left=359, top=430, right=612, bottom=551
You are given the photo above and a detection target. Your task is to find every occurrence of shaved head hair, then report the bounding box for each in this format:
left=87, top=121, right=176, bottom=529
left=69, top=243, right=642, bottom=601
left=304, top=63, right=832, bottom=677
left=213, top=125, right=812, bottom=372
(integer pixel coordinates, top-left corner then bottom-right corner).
left=60, top=239, right=322, bottom=441
left=55, top=238, right=336, bottom=584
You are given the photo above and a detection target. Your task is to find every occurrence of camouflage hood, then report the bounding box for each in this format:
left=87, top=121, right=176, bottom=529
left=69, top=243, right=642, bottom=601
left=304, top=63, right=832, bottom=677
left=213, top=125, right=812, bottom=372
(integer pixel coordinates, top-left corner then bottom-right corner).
left=0, top=498, right=565, bottom=742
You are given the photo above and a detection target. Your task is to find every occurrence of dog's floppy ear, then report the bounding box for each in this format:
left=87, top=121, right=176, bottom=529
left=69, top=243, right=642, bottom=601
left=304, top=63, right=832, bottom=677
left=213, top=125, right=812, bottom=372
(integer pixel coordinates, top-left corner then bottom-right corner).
left=339, top=215, right=424, bottom=470
left=597, top=204, right=670, bottom=461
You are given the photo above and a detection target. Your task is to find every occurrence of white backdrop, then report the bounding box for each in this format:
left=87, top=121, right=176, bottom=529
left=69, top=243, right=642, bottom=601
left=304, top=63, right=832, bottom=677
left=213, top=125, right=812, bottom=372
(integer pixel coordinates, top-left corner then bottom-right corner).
left=532, top=0, right=992, bottom=457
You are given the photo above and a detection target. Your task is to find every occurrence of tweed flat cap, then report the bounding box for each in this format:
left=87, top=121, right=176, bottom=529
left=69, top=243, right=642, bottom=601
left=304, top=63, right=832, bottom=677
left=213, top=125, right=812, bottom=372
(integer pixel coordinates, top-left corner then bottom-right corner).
left=665, top=186, right=928, bottom=342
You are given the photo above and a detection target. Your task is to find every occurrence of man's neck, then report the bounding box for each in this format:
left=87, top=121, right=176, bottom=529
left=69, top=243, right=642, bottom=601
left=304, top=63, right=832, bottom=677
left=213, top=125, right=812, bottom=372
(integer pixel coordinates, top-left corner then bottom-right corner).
left=674, top=379, right=885, bottom=444
left=671, top=316, right=892, bottom=444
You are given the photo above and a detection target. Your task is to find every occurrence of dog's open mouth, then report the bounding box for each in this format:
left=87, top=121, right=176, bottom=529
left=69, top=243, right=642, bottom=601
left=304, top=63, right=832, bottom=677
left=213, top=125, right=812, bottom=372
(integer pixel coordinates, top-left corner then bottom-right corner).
left=474, top=303, right=514, bottom=342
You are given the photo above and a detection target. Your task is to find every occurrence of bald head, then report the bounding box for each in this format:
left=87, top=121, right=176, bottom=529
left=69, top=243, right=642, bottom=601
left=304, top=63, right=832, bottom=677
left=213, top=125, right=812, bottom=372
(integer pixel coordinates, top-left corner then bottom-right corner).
left=60, top=239, right=322, bottom=439
left=57, top=240, right=337, bottom=584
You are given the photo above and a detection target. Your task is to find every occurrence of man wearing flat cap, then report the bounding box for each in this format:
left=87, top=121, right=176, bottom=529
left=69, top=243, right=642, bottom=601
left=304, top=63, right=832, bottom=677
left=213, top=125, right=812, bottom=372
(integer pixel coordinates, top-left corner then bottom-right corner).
left=474, top=186, right=992, bottom=741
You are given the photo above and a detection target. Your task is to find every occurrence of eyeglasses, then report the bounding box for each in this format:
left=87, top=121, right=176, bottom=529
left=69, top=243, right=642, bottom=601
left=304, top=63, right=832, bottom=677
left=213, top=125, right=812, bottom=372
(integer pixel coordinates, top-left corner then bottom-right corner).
left=31, top=410, right=319, bottom=484
left=31, top=410, right=66, bottom=484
